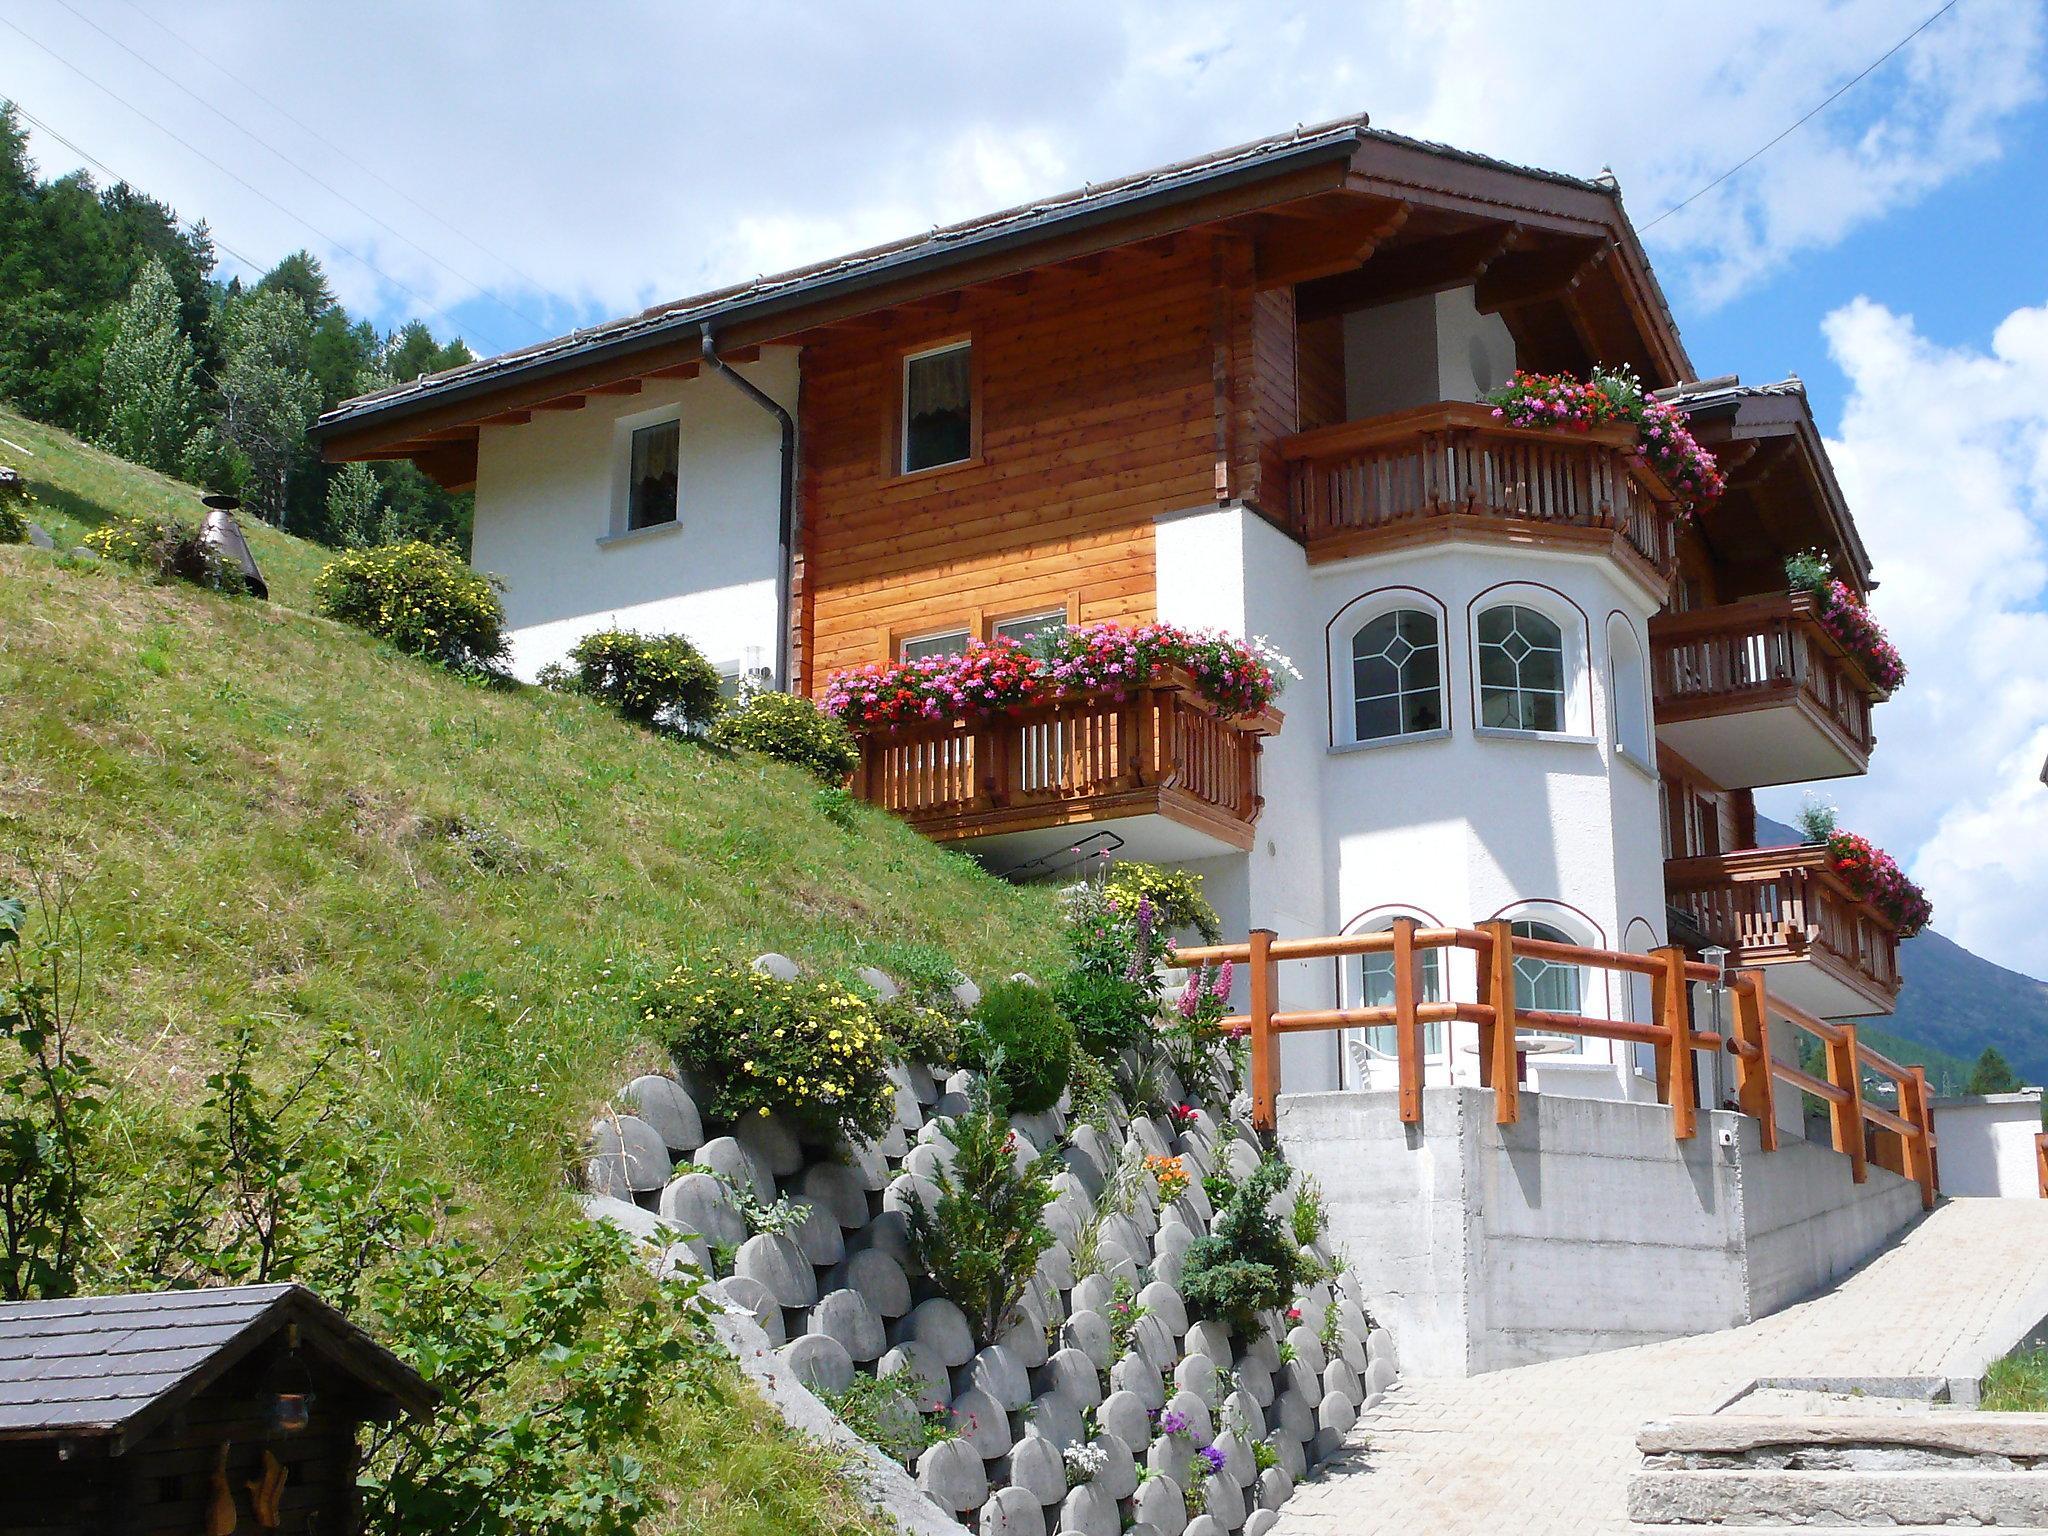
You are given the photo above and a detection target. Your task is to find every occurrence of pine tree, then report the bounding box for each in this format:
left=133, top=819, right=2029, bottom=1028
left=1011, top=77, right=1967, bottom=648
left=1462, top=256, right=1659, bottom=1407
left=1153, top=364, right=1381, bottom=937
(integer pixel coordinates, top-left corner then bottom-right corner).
left=1964, top=1047, right=2023, bottom=1096
left=99, top=258, right=204, bottom=475
left=217, top=288, right=321, bottom=528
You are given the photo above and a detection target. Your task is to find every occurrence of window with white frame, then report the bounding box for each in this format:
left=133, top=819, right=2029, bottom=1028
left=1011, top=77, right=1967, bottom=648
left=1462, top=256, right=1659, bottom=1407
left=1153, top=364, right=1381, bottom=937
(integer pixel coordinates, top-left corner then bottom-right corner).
left=626, top=419, right=680, bottom=531
left=901, top=341, right=973, bottom=474
left=900, top=627, right=971, bottom=663
left=1351, top=608, right=1443, bottom=741
left=991, top=608, right=1066, bottom=648
left=1510, top=917, right=1586, bottom=1050
left=1345, top=920, right=1447, bottom=1067
left=1608, top=616, right=1652, bottom=764
left=1476, top=603, right=1567, bottom=732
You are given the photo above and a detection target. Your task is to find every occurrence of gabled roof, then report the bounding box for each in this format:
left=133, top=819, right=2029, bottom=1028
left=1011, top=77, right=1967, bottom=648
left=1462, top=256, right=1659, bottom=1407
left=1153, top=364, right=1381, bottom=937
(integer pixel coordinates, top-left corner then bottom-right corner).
left=0, top=1284, right=435, bottom=1449
left=313, top=111, right=1687, bottom=449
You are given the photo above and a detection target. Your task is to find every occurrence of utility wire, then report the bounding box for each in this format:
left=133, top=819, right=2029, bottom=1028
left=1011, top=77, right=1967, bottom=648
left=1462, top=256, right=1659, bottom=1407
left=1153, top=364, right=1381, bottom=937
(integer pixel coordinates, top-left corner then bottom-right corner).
left=51, top=0, right=555, bottom=337
left=0, top=12, right=506, bottom=351
left=113, top=0, right=562, bottom=307
left=1641, top=0, right=1963, bottom=230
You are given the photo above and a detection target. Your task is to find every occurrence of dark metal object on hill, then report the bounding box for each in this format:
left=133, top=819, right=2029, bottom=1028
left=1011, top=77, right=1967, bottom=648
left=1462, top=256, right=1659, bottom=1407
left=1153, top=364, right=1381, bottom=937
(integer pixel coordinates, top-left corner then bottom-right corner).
left=200, top=494, right=269, bottom=600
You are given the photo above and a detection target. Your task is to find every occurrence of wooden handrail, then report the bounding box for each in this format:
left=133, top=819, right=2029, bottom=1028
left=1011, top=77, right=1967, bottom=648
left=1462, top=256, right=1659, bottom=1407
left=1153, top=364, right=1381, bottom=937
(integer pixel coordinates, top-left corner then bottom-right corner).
left=1180, top=923, right=1936, bottom=1209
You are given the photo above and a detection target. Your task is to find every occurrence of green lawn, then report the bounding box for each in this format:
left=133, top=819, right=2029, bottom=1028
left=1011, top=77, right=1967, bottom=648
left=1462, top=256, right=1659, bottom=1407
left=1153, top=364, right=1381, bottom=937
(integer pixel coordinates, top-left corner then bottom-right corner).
left=0, top=412, right=1065, bottom=1533
left=1982, top=1345, right=2048, bottom=1411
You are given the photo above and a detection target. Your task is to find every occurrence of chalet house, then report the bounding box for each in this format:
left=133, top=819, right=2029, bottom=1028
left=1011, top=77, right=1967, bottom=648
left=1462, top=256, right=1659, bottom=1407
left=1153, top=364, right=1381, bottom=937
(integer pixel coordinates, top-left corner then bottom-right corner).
left=312, top=114, right=1902, bottom=1118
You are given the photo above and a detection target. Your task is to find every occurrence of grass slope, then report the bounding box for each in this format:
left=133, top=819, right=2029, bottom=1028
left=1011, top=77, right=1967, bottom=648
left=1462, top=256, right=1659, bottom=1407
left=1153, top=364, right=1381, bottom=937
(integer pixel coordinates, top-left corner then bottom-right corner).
left=0, top=412, right=1064, bottom=1532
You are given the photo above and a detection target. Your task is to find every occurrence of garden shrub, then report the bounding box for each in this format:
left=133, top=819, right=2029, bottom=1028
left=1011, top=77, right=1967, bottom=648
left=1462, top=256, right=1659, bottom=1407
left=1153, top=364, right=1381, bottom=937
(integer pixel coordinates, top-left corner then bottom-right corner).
left=875, top=996, right=961, bottom=1073
left=962, top=979, right=1073, bottom=1115
left=83, top=512, right=245, bottom=594
left=1051, top=966, right=1158, bottom=1058
left=1180, top=1158, right=1302, bottom=1336
left=904, top=1084, right=1056, bottom=1348
left=314, top=540, right=506, bottom=668
left=1061, top=882, right=1159, bottom=983
left=641, top=959, right=895, bottom=1142
left=566, top=627, right=722, bottom=730
left=710, top=691, right=860, bottom=782
left=0, top=471, right=26, bottom=544
left=1100, top=863, right=1222, bottom=943
left=1064, top=1046, right=1116, bottom=1132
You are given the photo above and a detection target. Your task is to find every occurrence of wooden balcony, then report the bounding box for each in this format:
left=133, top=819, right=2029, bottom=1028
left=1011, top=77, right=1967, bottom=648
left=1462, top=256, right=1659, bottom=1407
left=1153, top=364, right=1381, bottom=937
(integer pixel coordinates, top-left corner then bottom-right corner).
left=850, top=669, right=1282, bottom=869
left=1665, top=843, right=1903, bottom=1019
left=1278, top=401, right=1681, bottom=587
left=1651, top=591, right=1886, bottom=789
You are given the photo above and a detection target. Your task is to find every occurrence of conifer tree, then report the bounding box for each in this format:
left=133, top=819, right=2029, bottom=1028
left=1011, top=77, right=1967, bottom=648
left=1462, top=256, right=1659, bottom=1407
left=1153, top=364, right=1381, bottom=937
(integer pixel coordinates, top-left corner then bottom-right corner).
left=99, top=257, right=204, bottom=475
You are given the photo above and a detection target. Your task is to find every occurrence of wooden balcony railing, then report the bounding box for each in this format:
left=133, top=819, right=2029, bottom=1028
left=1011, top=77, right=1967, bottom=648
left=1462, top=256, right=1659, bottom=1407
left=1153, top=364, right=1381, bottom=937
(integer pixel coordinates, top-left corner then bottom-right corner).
left=849, top=669, right=1281, bottom=850
left=1651, top=589, right=1884, bottom=765
left=1278, top=401, right=1680, bottom=578
left=1663, top=844, right=1903, bottom=1011
left=1175, top=920, right=1936, bottom=1209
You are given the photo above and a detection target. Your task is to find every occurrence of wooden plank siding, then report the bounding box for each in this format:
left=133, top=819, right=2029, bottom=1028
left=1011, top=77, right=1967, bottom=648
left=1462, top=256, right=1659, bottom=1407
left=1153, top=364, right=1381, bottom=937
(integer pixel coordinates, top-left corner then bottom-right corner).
left=800, top=236, right=1282, bottom=689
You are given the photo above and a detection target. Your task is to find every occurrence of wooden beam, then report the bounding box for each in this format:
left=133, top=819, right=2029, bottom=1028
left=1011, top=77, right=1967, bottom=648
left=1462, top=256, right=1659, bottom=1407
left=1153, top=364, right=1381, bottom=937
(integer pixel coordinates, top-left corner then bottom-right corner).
left=1295, top=223, right=1521, bottom=320
left=476, top=408, right=531, bottom=427
left=413, top=439, right=478, bottom=491
left=647, top=363, right=699, bottom=380
left=1474, top=239, right=1610, bottom=313
left=586, top=379, right=644, bottom=395
left=532, top=394, right=588, bottom=411
left=1253, top=198, right=1410, bottom=287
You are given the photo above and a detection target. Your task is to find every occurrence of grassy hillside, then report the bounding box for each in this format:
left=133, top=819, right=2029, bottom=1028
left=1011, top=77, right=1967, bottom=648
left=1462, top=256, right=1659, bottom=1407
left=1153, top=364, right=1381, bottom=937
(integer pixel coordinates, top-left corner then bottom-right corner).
left=0, top=413, right=1064, bottom=1531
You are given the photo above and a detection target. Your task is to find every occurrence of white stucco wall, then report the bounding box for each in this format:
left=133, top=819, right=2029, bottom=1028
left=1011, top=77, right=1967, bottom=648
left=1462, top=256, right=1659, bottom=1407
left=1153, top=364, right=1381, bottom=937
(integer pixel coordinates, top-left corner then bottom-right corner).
left=1932, top=1092, right=2044, bottom=1197
left=469, top=348, right=798, bottom=681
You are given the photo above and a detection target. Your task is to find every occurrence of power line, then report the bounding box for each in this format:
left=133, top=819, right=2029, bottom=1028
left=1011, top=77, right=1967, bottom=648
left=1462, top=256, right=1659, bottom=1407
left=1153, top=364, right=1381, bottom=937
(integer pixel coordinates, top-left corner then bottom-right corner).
left=113, top=0, right=562, bottom=306
left=1641, top=0, right=1964, bottom=231
left=0, top=12, right=506, bottom=351
left=50, top=0, right=556, bottom=337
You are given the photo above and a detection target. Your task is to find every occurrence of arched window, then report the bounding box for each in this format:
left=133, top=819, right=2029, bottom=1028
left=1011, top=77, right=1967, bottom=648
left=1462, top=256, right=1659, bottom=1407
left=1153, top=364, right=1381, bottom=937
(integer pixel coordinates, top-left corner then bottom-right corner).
left=1511, top=918, right=1583, bottom=1015
left=1608, top=616, right=1651, bottom=764
left=1351, top=609, right=1443, bottom=741
left=1349, top=920, right=1447, bottom=1061
left=1476, top=604, right=1567, bottom=732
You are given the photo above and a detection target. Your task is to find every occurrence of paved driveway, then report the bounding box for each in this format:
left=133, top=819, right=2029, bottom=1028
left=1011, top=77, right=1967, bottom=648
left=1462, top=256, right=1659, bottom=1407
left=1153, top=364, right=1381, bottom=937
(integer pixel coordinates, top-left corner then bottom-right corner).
left=1276, top=1200, right=2048, bottom=1535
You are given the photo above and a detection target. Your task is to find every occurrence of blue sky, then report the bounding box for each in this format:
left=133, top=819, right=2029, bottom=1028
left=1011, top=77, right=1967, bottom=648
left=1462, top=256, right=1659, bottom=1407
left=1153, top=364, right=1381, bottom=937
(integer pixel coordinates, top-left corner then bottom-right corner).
left=8, top=0, right=2048, bottom=974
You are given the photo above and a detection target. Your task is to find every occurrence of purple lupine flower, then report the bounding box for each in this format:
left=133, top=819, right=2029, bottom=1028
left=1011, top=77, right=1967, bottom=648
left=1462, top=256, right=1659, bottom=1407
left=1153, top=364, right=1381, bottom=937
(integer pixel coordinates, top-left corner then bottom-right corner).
left=1211, top=960, right=1233, bottom=1000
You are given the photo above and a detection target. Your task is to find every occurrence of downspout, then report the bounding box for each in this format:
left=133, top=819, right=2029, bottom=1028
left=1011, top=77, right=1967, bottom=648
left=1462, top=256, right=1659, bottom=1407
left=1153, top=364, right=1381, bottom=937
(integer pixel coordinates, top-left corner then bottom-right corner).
left=700, top=325, right=795, bottom=692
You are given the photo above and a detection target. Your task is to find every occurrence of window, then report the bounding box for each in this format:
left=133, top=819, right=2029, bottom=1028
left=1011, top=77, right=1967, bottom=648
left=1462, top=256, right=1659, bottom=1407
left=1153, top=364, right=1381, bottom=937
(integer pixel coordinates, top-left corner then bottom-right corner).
left=626, top=419, right=680, bottom=531
left=1357, top=940, right=1447, bottom=1060
left=901, top=341, right=973, bottom=473
left=1476, top=604, right=1566, bottom=732
left=991, top=608, right=1066, bottom=648
left=1510, top=919, right=1582, bottom=1016
left=1608, top=617, right=1651, bottom=763
left=900, top=628, right=971, bottom=663
left=1351, top=609, right=1443, bottom=741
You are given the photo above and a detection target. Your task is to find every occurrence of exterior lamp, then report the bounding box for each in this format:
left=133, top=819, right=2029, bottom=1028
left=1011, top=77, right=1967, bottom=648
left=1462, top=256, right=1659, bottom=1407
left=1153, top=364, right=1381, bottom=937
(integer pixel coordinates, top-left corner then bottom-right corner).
left=266, top=1333, right=314, bottom=1435
left=1699, top=944, right=1732, bottom=1110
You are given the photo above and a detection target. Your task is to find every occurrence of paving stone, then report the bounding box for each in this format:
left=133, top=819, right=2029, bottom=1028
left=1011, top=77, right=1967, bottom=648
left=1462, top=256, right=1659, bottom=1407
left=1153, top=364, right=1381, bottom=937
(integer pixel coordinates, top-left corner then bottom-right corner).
left=881, top=1170, right=941, bottom=1221
left=656, top=1172, right=747, bottom=1247
left=877, top=1341, right=950, bottom=1409
left=695, top=1135, right=773, bottom=1203
left=1062, top=1309, right=1114, bottom=1371
left=620, top=1075, right=704, bottom=1154
left=915, top=1435, right=987, bottom=1514
left=1164, top=1389, right=1213, bottom=1445
left=978, top=1484, right=1045, bottom=1536
left=1058, top=1481, right=1120, bottom=1536
left=1091, top=1430, right=1139, bottom=1499
left=968, top=1342, right=1032, bottom=1411
left=1110, top=1352, right=1166, bottom=1411
left=1025, top=1388, right=1085, bottom=1451
left=906, top=1296, right=975, bottom=1368
left=586, top=1114, right=671, bottom=1196
left=1175, top=1353, right=1223, bottom=1410
left=796, top=1161, right=870, bottom=1229
left=1006, top=1429, right=1067, bottom=1507
left=712, top=1275, right=785, bottom=1344
left=1138, top=1279, right=1189, bottom=1337
left=1134, top=1474, right=1188, bottom=1536
left=735, top=1233, right=816, bottom=1308
left=1039, top=1345, right=1103, bottom=1410
left=809, top=1287, right=885, bottom=1362
left=776, top=1332, right=852, bottom=1397
left=948, top=1383, right=1011, bottom=1458
left=786, top=1196, right=845, bottom=1267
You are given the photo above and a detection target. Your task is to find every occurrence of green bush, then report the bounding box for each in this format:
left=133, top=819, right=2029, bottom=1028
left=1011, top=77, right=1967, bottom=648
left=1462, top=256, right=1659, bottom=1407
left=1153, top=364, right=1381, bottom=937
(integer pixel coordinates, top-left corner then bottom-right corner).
left=83, top=512, right=245, bottom=594
left=1179, top=1158, right=1302, bottom=1336
left=1052, top=967, right=1158, bottom=1058
left=314, top=540, right=506, bottom=668
left=567, top=628, right=722, bottom=729
left=905, top=1084, right=1056, bottom=1348
left=641, top=959, right=895, bottom=1143
left=875, top=997, right=961, bottom=1073
left=962, top=979, right=1073, bottom=1114
left=711, top=691, right=860, bottom=782
left=0, top=473, right=25, bottom=544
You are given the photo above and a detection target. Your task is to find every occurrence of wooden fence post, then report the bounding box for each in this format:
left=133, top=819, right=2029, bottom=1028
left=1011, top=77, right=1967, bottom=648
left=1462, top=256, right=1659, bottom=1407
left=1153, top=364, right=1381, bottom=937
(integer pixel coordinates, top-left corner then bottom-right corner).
left=1652, top=946, right=1696, bottom=1141
left=1903, top=1064, right=1936, bottom=1211
left=1484, top=919, right=1518, bottom=1126
left=1731, top=969, right=1777, bottom=1152
left=2036, top=1132, right=2048, bottom=1199
left=1392, top=917, right=1422, bottom=1126
left=1249, top=927, right=1277, bottom=1135
left=1828, top=1020, right=1868, bottom=1184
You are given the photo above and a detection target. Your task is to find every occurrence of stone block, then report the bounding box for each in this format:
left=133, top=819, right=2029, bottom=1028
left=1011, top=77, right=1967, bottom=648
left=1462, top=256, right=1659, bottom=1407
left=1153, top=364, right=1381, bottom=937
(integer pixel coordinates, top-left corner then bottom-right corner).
left=1039, top=1346, right=1103, bottom=1410
left=1322, top=1358, right=1363, bottom=1406
left=969, top=1342, right=1032, bottom=1412
left=1283, top=1326, right=1326, bottom=1377
left=848, top=1208, right=912, bottom=1264
left=620, top=1075, right=704, bottom=1154
left=1183, top=1320, right=1232, bottom=1368
left=1316, top=1388, right=1356, bottom=1437
left=1110, top=1352, right=1166, bottom=1411
left=1214, top=1429, right=1258, bottom=1488
left=915, top=1435, right=987, bottom=1514
left=1062, top=1309, right=1114, bottom=1371
left=877, top=1340, right=951, bottom=1408
left=932, top=1090, right=971, bottom=1119
left=586, top=1114, right=671, bottom=1197
left=1175, top=1354, right=1222, bottom=1410
left=1364, top=1326, right=1397, bottom=1373
left=797, top=1161, right=870, bottom=1229
left=735, top=1232, right=817, bottom=1307
left=1244, top=1509, right=1280, bottom=1536
left=1056, top=1480, right=1119, bottom=1536
left=1097, top=1387, right=1150, bottom=1449
left=1255, top=1466, right=1291, bottom=1511
left=1069, top=1273, right=1114, bottom=1317
left=695, top=1135, right=773, bottom=1204
left=712, top=1275, right=785, bottom=1344
left=1236, top=1358, right=1275, bottom=1409
left=787, top=1196, right=845, bottom=1267
left=1275, top=1431, right=1306, bottom=1480
left=1026, top=1388, right=1085, bottom=1451
left=1163, top=1389, right=1213, bottom=1446
left=948, top=1384, right=1012, bottom=1458
left=1091, top=1430, right=1139, bottom=1499
left=1274, top=1389, right=1315, bottom=1446
left=1183, top=1518, right=1225, bottom=1536
left=751, top=951, right=801, bottom=980
left=882, top=1170, right=941, bottom=1221
left=998, top=1314, right=1050, bottom=1370
left=1006, top=1429, right=1066, bottom=1507
left=1363, top=1354, right=1395, bottom=1396
left=1202, top=1471, right=1246, bottom=1531
left=842, top=1134, right=891, bottom=1190
left=809, top=1287, right=885, bottom=1362
left=1221, top=1140, right=1261, bottom=1181
left=856, top=965, right=899, bottom=1000
left=1138, top=1279, right=1188, bottom=1337
left=979, top=1484, right=1045, bottom=1536
left=777, top=1332, right=853, bottom=1397
left=1034, top=1242, right=1073, bottom=1292
left=735, top=1112, right=805, bottom=1175
left=1132, top=1313, right=1178, bottom=1373
left=1221, top=1388, right=1266, bottom=1441
left=1134, top=1473, right=1187, bottom=1536
left=897, top=1296, right=971, bottom=1368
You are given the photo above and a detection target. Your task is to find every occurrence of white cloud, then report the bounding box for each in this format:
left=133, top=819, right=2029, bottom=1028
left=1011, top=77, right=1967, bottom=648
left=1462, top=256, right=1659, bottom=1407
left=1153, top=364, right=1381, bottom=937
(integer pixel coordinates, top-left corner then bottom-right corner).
left=5, top=0, right=2038, bottom=344
left=1785, top=296, right=2048, bottom=976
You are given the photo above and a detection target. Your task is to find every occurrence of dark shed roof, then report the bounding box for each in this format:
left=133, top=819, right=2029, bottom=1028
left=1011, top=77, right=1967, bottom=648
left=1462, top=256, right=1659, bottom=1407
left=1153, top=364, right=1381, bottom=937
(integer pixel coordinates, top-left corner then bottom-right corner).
left=0, top=1284, right=435, bottom=1449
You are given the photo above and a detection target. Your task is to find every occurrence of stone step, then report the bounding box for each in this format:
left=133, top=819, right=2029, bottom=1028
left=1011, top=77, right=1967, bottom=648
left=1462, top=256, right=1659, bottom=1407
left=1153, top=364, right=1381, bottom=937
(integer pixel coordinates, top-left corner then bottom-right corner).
left=1630, top=1468, right=2048, bottom=1528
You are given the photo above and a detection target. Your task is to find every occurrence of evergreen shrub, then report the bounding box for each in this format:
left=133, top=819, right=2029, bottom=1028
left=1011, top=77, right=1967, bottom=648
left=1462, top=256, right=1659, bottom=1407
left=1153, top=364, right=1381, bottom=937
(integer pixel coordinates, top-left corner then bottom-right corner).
left=962, top=979, right=1073, bottom=1114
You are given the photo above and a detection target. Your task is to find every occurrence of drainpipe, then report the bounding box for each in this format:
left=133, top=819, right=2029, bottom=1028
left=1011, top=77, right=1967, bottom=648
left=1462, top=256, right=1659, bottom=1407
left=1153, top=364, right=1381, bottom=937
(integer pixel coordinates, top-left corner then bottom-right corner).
left=700, top=324, right=795, bottom=692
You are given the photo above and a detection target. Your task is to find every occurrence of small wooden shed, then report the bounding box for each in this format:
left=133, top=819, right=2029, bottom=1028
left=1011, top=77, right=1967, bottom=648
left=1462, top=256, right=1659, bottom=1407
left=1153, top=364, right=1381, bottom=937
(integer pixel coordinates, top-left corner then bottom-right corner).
left=0, top=1283, right=435, bottom=1535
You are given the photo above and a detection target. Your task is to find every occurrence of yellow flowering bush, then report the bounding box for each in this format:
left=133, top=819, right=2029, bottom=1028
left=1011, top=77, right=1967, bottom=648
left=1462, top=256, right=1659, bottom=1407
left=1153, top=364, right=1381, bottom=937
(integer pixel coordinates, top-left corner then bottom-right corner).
left=313, top=540, right=507, bottom=669
left=641, top=960, right=896, bottom=1142
left=83, top=512, right=245, bottom=593
left=1100, top=863, right=1222, bottom=943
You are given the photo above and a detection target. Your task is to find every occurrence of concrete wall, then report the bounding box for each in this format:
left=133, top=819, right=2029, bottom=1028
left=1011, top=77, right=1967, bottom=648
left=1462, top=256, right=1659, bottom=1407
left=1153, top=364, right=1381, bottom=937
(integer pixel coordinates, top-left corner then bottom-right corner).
left=1933, top=1091, right=2045, bottom=1197
left=470, top=348, right=798, bottom=681
left=1278, top=1086, right=1925, bottom=1377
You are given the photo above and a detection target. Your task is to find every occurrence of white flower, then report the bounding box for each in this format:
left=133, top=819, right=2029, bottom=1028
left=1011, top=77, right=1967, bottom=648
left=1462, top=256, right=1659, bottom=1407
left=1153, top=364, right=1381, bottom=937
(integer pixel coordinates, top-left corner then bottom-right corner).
left=1063, top=1442, right=1109, bottom=1486
left=1246, top=634, right=1303, bottom=687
